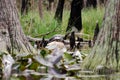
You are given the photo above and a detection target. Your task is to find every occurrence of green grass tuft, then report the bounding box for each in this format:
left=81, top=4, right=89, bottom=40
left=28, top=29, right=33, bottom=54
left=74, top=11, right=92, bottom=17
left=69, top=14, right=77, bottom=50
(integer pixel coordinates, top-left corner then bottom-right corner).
left=20, top=7, right=104, bottom=39
left=82, top=7, right=104, bottom=39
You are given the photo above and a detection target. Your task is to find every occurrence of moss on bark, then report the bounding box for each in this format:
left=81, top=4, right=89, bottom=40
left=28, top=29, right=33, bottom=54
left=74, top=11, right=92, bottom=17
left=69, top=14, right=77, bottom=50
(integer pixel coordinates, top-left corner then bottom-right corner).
left=82, top=0, right=120, bottom=72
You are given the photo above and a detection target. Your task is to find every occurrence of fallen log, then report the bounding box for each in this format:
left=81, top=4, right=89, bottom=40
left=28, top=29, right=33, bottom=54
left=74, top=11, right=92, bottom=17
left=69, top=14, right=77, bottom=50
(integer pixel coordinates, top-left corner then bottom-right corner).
left=27, top=36, right=93, bottom=49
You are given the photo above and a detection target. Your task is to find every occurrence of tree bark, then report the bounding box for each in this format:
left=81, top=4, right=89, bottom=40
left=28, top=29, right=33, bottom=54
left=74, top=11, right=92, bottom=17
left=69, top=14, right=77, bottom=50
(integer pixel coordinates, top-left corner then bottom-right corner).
left=86, top=0, right=97, bottom=8
left=21, top=0, right=31, bottom=15
left=82, top=0, right=120, bottom=71
left=48, top=0, right=54, bottom=11
left=38, top=0, right=43, bottom=19
left=54, top=0, right=65, bottom=23
left=16, top=0, right=21, bottom=11
left=66, top=0, right=83, bottom=32
left=97, top=0, right=106, bottom=6
left=0, top=0, right=35, bottom=54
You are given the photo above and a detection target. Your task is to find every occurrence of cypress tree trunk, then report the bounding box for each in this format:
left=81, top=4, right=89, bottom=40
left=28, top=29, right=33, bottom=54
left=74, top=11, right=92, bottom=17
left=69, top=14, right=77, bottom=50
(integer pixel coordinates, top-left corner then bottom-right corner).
left=21, top=0, right=31, bottom=15
left=82, top=0, right=120, bottom=71
left=97, top=0, right=106, bottom=6
left=0, top=0, right=36, bottom=54
left=86, top=0, right=97, bottom=8
left=48, top=0, right=54, bottom=11
left=54, top=0, right=65, bottom=23
left=38, top=0, right=43, bottom=19
left=86, top=0, right=91, bottom=7
left=16, top=0, right=21, bottom=11
left=66, top=0, right=83, bottom=32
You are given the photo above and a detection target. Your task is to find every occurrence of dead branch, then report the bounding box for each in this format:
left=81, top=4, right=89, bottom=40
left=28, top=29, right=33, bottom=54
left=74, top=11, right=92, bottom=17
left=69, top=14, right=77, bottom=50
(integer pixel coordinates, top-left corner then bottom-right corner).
left=27, top=36, right=92, bottom=46
left=34, top=27, right=64, bottom=37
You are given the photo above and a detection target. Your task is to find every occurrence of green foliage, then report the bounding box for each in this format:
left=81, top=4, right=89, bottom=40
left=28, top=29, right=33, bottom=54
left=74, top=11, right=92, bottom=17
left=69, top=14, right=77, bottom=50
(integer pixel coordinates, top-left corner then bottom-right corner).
left=20, top=11, right=61, bottom=38
left=20, top=7, right=104, bottom=39
left=82, top=7, right=104, bottom=39
left=63, top=52, right=73, bottom=61
left=40, top=49, right=50, bottom=58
